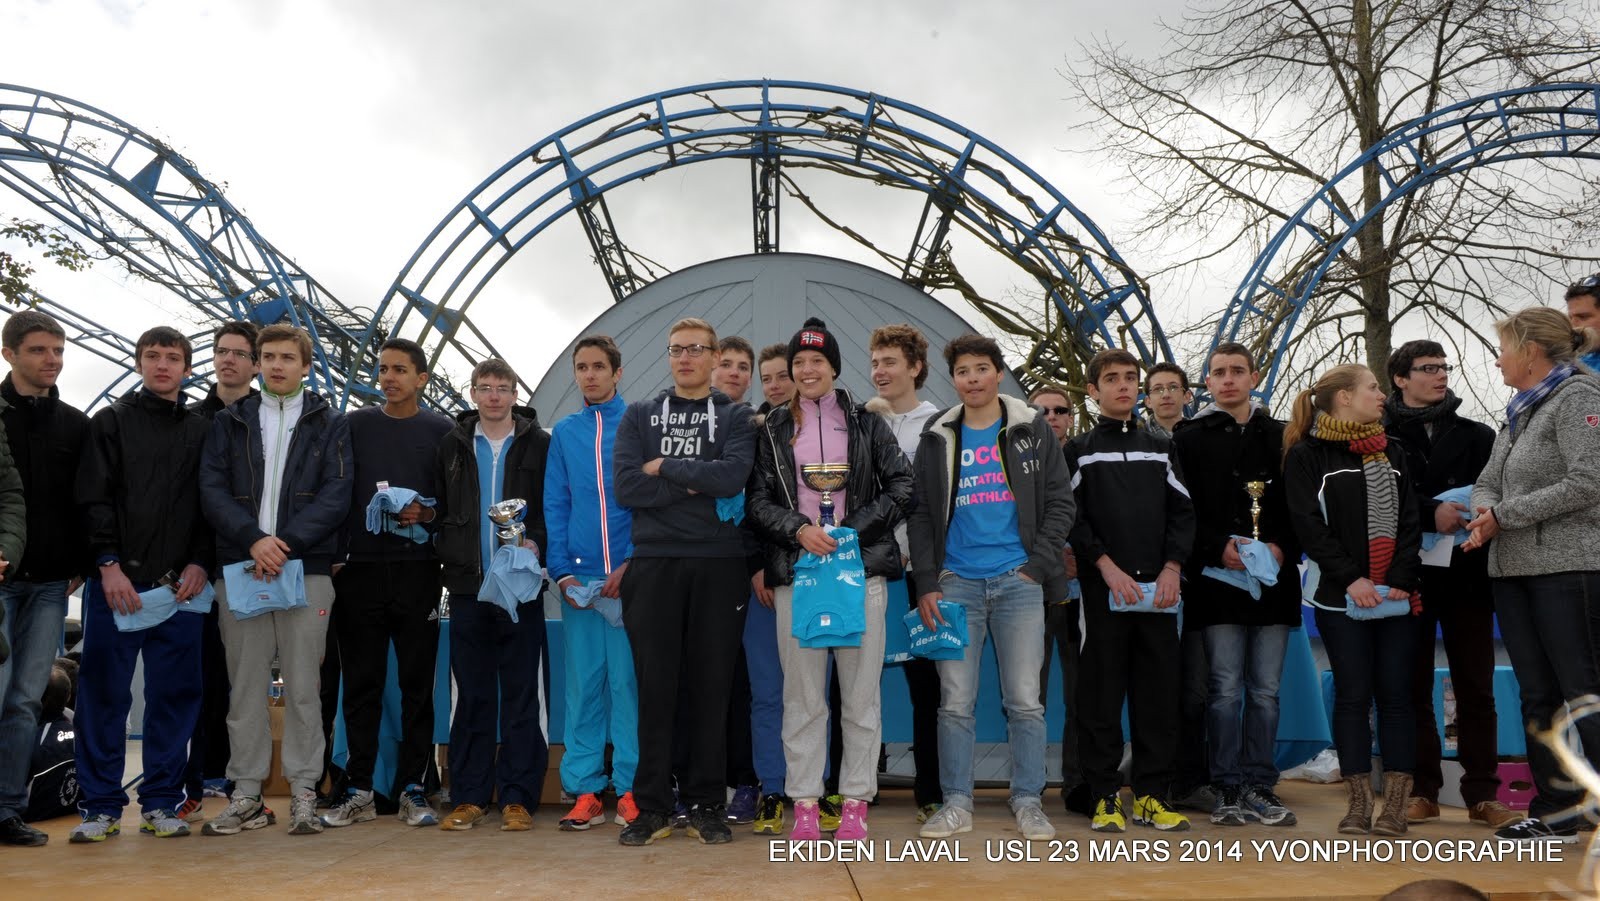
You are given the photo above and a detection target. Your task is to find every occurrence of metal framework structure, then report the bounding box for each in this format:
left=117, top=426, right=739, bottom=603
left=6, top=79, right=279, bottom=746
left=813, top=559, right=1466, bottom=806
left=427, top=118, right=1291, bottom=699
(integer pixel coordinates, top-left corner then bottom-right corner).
left=0, top=84, right=417, bottom=408
left=1212, top=83, right=1600, bottom=402
left=378, top=79, right=1170, bottom=404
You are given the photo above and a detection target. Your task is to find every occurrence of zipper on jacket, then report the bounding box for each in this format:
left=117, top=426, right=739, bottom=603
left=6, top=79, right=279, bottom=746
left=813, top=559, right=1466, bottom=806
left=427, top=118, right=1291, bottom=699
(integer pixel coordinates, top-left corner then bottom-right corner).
left=594, top=406, right=613, bottom=573
left=766, top=419, right=798, bottom=512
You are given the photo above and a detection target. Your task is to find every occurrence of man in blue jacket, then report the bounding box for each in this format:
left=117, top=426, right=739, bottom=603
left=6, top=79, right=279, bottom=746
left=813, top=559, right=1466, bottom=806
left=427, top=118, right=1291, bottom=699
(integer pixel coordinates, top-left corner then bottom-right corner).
left=198, top=324, right=352, bottom=837
left=545, top=335, right=638, bottom=831
left=613, top=317, right=755, bottom=847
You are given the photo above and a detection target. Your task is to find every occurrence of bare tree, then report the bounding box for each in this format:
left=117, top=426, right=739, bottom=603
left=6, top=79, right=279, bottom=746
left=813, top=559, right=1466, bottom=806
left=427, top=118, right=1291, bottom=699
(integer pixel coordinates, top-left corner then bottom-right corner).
left=1066, top=0, right=1600, bottom=401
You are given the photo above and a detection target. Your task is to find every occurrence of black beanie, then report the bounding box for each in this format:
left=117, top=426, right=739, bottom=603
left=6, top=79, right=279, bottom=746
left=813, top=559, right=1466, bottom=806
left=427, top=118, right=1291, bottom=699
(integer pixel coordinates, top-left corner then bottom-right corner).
left=788, top=317, right=842, bottom=378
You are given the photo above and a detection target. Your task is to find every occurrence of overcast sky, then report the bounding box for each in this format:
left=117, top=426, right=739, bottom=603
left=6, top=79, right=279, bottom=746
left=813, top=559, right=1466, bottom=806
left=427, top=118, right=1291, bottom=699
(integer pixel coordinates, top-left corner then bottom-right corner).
left=2, top=0, right=1588, bottom=419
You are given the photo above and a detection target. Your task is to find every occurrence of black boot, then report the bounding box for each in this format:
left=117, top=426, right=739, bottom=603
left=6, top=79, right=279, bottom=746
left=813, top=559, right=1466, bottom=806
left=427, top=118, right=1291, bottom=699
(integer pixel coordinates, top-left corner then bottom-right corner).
left=0, top=816, right=48, bottom=846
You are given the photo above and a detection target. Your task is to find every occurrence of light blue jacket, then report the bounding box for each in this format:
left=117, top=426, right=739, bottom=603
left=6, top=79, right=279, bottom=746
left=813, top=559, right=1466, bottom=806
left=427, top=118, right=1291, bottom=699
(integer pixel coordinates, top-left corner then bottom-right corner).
left=544, top=393, right=633, bottom=580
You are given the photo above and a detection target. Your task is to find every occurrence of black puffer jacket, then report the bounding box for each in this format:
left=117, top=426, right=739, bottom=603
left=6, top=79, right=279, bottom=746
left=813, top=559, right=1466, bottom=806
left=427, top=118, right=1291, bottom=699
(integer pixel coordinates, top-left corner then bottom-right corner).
left=746, top=389, right=914, bottom=587
left=76, top=389, right=214, bottom=582
left=435, top=409, right=550, bottom=596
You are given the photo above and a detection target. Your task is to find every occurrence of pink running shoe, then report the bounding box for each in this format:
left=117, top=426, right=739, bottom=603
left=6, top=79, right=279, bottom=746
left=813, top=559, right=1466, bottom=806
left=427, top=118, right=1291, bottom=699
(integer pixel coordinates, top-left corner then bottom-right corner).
left=790, top=800, right=822, bottom=841
left=835, top=799, right=869, bottom=841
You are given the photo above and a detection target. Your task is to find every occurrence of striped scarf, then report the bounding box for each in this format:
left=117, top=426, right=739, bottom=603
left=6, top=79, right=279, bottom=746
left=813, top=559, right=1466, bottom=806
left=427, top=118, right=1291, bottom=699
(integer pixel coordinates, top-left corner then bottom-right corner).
left=1310, top=413, right=1398, bottom=584
left=1506, top=363, right=1574, bottom=434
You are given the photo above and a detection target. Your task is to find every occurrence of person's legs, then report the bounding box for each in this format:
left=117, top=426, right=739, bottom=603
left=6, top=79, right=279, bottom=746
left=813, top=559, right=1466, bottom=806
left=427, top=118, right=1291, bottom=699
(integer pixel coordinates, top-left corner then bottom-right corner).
left=74, top=580, right=142, bottom=817
left=680, top=559, right=750, bottom=809
left=559, top=595, right=613, bottom=796
left=216, top=579, right=278, bottom=797
left=276, top=577, right=335, bottom=795
left=1174, top=626, right=1210, bottom=797
left=447, top=595, right=498, bottom=808
left=1239, top=625, right=1290, bottom=789
left=832, top=576, right=888, bottom=802
left=386, top=561, right=441, bottom=797
left=184, top=603, right=229, bottom=803
left=623, top=557, right=689, bottom=816
left=1042, top=599, right=1082, bottom=796
left=495, top=601, right=549, bottom=810
left=1510, top=573, right=1600, bottom=822
left=934, top=573, right=987, bottom=811
left=1409, top=594, right=1445, bottom=801
left=332, top=563, right=389, bottom=793
left=742, top=598, right=784, bottom=797
left=1372, top=615, right=1417, bottom=774
left=1076, top=576, right=1134, bottom=800
left=725, top=643, right=758, bottom=789
left=988, top=572, right=1046, bottom=807
left=602, top=613, right=640, bottom=796
left=1436, top=583, right=1501, bottom=807
left=1126, top=613, right=1180, bottom=800
left=1314, top=609, right=1377, bottom=778
left=135, top=610, right=205, bottom=813
left=0, top=581, right=67, bottom=821
left=318, top=605, right=343, bottom=795
left=1203, top=624, right=1247, bottom=789
left=773, top=584, right=832, bottom=802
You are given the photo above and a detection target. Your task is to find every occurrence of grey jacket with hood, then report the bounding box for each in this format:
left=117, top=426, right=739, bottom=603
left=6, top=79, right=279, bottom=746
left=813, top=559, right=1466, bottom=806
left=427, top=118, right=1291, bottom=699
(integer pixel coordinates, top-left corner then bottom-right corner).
left=1471, top=371, right=1600, bottom=578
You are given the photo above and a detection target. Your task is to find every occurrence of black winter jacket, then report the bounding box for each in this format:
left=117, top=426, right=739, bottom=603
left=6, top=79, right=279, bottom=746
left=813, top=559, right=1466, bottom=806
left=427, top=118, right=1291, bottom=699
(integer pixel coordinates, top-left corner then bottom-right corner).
left=745, top=389, right=914, bottom=587
left=1284, top=432, right=1423, bottom=607
left=198, top=390, right=353, bottom=576
left=435, top=410, right=550, bottom=596
left=1172, top=406, right=1300, bottom=628
left=76, top=389, right=214, bottom=582
left=907, top=396, right=1075, bottom=600
left=1066, top=415, right=1195, bottom=581
left=1, top=378, right=88, bottom=581
left=1383, top=400, right=1494, bottom=587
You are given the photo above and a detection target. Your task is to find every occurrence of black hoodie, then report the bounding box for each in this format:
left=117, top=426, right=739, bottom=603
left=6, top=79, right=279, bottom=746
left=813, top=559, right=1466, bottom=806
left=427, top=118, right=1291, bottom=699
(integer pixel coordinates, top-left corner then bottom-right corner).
left=1, top=377, right=88, bottom=581
left=613, top=387, right=754, bottom=558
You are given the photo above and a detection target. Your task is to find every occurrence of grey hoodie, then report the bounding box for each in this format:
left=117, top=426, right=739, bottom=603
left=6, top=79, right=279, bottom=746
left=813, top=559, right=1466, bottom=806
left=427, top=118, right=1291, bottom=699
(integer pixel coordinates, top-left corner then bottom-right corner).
left=1471, top=372, right=1600, bottom=578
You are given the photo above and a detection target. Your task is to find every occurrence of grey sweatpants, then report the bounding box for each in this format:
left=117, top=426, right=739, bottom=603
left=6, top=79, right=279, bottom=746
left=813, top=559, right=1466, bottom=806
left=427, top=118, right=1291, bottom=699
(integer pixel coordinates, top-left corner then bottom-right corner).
left=216, top=575, right=335, bottom=796
left=774, top=575, right=887, bottom=803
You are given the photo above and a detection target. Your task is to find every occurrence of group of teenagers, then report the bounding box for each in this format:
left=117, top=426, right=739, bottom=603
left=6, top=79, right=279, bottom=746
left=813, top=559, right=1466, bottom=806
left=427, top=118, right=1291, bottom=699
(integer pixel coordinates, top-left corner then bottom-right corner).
left=0, top=275, right=1597, bottom=853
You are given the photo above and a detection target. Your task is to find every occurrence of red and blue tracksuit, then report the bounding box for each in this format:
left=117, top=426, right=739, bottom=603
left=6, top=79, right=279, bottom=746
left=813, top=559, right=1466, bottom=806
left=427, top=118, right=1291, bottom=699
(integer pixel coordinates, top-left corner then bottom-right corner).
left=544, top=392, right=638, bottom=796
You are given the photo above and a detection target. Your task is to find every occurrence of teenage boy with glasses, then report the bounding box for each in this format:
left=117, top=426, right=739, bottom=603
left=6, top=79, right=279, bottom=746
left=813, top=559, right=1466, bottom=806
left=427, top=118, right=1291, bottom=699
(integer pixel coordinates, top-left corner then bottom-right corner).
left=1142, top=363, right=1191, bottom=440
left=1569, top=273, right=1600, bottom=371
left=614, top=319, right=755, bottom=846
left=199, top=325, right=352, bottom=837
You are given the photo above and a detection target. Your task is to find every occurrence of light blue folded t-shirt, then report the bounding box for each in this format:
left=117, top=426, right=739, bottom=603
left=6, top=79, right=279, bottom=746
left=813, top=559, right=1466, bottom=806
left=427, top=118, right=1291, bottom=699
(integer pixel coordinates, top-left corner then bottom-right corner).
left=222, top=559, right=307, bottom=621
left=114, top=581, right=216, bottom=632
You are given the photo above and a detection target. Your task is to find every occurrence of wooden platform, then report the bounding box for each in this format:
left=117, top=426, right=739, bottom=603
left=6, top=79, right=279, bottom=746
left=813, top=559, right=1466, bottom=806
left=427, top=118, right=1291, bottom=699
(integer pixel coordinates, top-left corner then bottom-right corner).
left=12, top=780, right=1596, bottom=899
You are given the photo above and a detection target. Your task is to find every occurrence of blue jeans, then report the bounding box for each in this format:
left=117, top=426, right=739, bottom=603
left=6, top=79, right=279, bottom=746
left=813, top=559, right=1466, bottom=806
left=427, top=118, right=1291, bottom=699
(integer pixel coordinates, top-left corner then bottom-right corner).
left=935, top=569, right=1046, bottom=810
left=742, top=596, right=786, bottom=797
left=1202, top=624, right=1289, bottom=788
left=0, top=580, right=68, bottom=819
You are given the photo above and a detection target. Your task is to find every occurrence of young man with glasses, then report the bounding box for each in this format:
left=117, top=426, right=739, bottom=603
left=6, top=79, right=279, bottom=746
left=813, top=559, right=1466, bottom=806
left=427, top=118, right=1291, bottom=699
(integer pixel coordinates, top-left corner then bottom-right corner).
left=0, top=310, right=79, bottom=848
left=1383, top=340, right=1518, bottom=829
left=1568, top=273, right=1600, bottom=371
left=1142, top=363, right=1192, bottom=440
left=323, top=338, right=454, bottom=829
left=434, top=359, right=550, bottom=833
left=183, top=320, right=261, bottom=822
left=546, top=336, right=639, bottom=832
left=1028, top=386, right=1075, bottom=447
left=199, top=325, right=352, bottom=837
left=613, top=318, right=755, bottom=846
left=71, top=327, right=214, bottom=843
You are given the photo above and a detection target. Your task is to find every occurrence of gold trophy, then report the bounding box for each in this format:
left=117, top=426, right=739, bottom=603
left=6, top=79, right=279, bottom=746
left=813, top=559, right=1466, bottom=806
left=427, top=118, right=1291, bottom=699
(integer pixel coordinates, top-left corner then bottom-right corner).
left=1244, top=480, right=1267, bottom=540
left=801, top=463, right=850, bottom=526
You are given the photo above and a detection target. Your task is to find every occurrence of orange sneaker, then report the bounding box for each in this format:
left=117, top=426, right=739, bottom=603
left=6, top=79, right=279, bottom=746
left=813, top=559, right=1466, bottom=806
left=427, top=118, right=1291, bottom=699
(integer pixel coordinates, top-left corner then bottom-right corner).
left=559, top=793, right=605, bottom=831
left=615, top=791, right=640, bottom=826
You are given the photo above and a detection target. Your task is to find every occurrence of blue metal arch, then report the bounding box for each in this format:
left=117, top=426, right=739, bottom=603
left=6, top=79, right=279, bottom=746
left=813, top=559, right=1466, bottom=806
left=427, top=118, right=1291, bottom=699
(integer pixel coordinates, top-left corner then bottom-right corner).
left=1213, top=84, right=1600, bottom=402
left=377, top=79, right=1170, bottom=407
left=0, top=84, right=416, bottom=408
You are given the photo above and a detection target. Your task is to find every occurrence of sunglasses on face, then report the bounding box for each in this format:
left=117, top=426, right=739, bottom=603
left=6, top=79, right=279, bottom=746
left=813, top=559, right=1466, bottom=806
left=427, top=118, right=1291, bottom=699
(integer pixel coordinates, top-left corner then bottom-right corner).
left=1041, top=406, right=1072, bottom=416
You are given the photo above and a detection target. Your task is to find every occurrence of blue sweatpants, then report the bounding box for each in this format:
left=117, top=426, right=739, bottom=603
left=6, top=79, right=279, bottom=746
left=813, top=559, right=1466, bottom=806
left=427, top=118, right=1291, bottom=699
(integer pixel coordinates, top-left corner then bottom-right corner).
left=447, top=593, right=550, bottom=809
left=559, top=576, right=639, bottom=796
left=743, top=596, right=786, bottom=797
left=76, top=579, right=204, bottom=817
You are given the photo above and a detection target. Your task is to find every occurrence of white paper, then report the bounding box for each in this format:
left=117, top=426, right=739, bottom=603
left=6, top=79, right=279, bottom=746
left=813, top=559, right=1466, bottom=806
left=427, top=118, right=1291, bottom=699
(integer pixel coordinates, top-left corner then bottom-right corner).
left=1419, top=538, right=1454, bottom=568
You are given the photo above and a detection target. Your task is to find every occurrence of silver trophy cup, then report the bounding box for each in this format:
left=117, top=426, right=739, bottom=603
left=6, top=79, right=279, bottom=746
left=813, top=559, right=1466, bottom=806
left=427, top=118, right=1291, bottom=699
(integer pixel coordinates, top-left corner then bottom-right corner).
left=800, top=463, right=850, bottom=527
left=489, top=498, right=529, bottom=547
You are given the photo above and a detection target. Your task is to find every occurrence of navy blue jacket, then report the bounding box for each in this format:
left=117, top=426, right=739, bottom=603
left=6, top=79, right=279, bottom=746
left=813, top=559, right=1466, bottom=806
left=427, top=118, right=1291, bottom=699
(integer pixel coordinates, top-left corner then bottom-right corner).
left=198, top=390, right=353, bottom=576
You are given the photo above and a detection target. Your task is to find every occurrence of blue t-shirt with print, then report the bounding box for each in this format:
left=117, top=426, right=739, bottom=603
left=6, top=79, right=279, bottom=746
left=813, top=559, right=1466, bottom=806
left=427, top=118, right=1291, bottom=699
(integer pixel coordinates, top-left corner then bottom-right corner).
left=945, top=420, right=1028, bottom=579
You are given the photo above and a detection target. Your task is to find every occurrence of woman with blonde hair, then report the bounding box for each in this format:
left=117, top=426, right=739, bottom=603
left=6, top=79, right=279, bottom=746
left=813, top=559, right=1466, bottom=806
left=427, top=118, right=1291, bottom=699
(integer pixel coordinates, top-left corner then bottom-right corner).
left=1283, top=363, right=1422, bottom=836
left=1462, top=306, right=1600, bottom=842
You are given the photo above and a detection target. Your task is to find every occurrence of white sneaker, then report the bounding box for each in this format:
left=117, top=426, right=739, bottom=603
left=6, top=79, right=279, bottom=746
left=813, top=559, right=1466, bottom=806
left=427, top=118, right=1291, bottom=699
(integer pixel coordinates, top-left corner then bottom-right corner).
left=201, top=794, right=275, bottom=836
left=320, top=789, right=376, bottom=827
left=919, top=804, right=973, bottom=839
left=1014, top=804, right=1056, bottom=841
left=398, top=784, right=439, bottom=827
left=288, top=789, right=323, bottom=835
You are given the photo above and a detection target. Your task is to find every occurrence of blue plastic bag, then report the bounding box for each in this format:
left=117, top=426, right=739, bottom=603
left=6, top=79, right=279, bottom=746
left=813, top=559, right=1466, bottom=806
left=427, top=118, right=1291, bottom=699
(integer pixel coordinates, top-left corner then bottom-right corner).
left=222, top=559, right=306, bottom=621
left=114, top=581, right=216, bottom=632
left=791, top=526, right=866, bottom=649
left=902, top=601, right=968, bottom=660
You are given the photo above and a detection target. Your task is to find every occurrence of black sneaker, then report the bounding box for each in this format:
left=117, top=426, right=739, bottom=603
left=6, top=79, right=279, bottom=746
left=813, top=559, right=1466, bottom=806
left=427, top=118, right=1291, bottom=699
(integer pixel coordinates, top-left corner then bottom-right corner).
left=1210, top=785, right=1246, bottom=827
left=0, top=815, right=48, bottom=846
left=687, top=804, right=733, bottom=844
left=1495, top=816, right=1581, bottom=843
left=619, top=810, right=674, bottom=846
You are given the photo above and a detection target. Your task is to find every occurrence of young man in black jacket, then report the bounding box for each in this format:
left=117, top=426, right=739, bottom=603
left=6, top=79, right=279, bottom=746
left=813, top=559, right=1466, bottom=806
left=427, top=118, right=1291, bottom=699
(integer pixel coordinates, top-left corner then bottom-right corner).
left=323, top=338, right=454, bottom=829
left=1384, top=339, right=1517, bottom=829
left=1067, top=348, right=1195, bottom=834
left=433, top=359, right=550, bottom=833
left=1173, top=343, right=1299, bottom=828
left=199, top=324, right=352, bottom=837
left=614, top=317, right=755, bottom=846
left=71, top=326, right=214, bottom=843
left=908, top=334, right=1074, bottom=841
left=0, top=310, right=81, bottom=848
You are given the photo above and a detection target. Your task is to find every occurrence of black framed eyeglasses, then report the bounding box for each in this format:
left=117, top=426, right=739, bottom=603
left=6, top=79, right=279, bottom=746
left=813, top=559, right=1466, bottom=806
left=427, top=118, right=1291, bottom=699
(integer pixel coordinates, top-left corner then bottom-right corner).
left=1410, top=363, right=1453, bottom=375
left=667, top=343, right=712, bottom=358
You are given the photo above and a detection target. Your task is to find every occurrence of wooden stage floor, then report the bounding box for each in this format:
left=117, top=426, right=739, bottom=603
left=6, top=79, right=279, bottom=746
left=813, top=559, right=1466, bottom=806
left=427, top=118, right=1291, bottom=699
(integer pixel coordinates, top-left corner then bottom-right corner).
left=12, top=780, right=1596, bottom=899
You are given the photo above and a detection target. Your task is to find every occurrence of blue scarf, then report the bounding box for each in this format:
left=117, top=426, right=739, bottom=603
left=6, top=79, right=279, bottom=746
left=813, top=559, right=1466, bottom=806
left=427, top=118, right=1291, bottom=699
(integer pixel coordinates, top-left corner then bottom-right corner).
left=1506, top=363, right=1575, bottom=433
